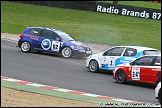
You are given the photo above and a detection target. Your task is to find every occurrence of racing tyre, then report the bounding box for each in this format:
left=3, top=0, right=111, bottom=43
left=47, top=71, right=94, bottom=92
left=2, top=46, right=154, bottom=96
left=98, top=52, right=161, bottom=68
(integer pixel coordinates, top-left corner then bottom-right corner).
left=158, top=88, right=161, bottom=105
left=89, top=60, right=99, bottom=72
left=21, top=41, right=31, bottom=53
left=61, top=47, right=72, bottom=58
left=115, top=70, right=126, bottom=84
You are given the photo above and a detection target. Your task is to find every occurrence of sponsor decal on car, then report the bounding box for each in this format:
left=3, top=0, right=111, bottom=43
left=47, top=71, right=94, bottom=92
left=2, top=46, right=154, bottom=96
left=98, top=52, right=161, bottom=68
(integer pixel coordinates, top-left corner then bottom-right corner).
left=41, top=39, right=51, bottom=50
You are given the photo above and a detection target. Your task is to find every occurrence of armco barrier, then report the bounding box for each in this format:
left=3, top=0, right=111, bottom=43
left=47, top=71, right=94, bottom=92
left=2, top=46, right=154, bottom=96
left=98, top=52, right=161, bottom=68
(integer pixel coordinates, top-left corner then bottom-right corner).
left=8, top=1, right=161, bottom=20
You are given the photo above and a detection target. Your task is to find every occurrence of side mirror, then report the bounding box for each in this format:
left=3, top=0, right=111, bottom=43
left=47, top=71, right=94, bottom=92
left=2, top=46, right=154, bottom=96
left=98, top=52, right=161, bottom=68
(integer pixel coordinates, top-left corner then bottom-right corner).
left=56, top=38, right=60, bottom=41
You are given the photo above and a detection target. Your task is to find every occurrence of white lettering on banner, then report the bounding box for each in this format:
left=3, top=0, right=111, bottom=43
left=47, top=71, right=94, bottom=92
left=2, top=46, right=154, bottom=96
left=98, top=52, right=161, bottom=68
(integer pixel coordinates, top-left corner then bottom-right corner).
left=96, top=5, right=161, bottom=20
left=97, top=5, right=119, bottom=14
left=152, top=12, right=161, bottom=19
left=122, top=8, right=149, bottom=18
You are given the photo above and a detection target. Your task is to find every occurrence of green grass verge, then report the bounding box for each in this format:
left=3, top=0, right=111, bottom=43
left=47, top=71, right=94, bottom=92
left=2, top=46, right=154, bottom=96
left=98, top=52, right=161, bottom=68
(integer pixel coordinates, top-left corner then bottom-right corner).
left=1, top=1, right=161, bottom=50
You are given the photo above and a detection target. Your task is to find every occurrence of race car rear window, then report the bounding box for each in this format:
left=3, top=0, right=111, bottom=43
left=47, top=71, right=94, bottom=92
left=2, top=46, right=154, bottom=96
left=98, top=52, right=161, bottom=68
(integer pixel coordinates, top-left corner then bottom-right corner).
left=143, top=50, right=161, bottom=55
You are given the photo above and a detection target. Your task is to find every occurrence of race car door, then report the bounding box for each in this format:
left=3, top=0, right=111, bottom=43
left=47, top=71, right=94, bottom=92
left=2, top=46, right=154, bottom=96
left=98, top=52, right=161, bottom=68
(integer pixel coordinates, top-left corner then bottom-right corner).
left=99, top=47, right=126, bottom=70
left=40, top=29, right=61, bottom=52
left=131, top=66, right=149, bottom=82
left=131, top=56, right=156, bottom=82
left=149, top=56, right=161, bottom=83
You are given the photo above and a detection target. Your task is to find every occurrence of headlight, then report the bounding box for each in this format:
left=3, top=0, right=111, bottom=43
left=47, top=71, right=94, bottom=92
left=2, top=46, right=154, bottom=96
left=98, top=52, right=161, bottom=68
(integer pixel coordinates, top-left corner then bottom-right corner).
left=76, top=45, right=84, bottom=50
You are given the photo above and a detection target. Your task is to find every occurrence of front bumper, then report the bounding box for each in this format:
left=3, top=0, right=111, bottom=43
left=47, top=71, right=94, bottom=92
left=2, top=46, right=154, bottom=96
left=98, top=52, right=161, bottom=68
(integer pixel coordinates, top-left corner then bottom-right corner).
left=86, top=58, right=91, bottom=67
left=74, top=51, right=92, bottom=57
left=73, top=48, right=92, bottom=57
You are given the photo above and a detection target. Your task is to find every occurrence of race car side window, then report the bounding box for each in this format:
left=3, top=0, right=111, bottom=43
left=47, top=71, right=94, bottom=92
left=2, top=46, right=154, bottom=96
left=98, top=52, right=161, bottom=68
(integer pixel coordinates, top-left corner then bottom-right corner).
left=123, top=48, right=137, bottom=56
left=30, top=28, right=41, bottom=36
left=154, top=57, right=161, bottom=66
left=133, top=56, right=156, bottom=66
left=50, top=32, right=60, bottom=40
left=41, top=30, right=59, bottom=40
left=103, top=47, right=125, bottom=56
left=42, top=29, right=50, bottom=38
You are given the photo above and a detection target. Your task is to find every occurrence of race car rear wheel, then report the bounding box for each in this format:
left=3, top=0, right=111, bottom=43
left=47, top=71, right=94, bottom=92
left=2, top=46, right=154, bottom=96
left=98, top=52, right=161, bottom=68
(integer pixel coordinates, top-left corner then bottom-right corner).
left=89, top=60, right=99, bottom=72
left=61, top=47, right=72, bottom=58
left=21, top=41, right=31, bottom=53
left=115, top=70, right=126, bottom=84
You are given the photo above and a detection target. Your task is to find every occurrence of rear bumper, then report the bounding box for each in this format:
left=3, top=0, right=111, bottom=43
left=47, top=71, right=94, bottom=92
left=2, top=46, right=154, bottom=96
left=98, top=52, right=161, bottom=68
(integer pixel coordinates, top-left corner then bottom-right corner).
left=17, top=40, right=21, bottom=48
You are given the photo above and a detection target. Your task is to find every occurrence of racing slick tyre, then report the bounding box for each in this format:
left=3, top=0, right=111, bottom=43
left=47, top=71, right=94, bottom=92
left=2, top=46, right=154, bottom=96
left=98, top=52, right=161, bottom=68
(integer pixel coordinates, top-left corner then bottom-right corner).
left=21, top=41, right=31, bottom=53
left=115, top=70, right=126, bottom=84
left=158, top=88, right=161, bottom=105
left=61, top=47, right=72, bottom=58
left=88, top=60, right=99, bottom=72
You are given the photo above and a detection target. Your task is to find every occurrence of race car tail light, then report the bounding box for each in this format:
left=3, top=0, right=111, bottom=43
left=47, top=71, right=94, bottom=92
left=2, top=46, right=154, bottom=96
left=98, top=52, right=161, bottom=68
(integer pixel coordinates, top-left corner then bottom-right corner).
left=20, top=34, right=22, bottom=39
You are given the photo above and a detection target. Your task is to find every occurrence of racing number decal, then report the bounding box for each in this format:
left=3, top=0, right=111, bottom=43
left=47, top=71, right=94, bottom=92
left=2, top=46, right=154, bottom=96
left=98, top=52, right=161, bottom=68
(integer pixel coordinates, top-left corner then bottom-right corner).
left=51, top=41, right=60, bottom=52
left=108, top=58, right=115, bottom=68
left=110, top=60, right=112, bottom=65
left=53, top=44, right=58, bottom=49
left=131, top=67, right=140, bottom=80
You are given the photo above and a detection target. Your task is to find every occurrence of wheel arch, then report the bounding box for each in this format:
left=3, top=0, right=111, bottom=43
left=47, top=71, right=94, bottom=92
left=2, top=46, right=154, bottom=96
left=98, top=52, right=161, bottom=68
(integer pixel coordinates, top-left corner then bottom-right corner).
left=20, top=40, right=32, bottom=48
left=89, top=59, right=99, bottom=67
left=20, top=41, right=32, bottom=53
left=60, top=46, right=73, bottom=57
left=115, top=69, right=127, bottom=80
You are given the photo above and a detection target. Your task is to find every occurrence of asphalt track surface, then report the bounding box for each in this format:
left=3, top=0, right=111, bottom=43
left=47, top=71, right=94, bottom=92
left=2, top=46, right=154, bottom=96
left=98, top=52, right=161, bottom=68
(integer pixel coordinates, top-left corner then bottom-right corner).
left=1, top=39, right=159, bottom=103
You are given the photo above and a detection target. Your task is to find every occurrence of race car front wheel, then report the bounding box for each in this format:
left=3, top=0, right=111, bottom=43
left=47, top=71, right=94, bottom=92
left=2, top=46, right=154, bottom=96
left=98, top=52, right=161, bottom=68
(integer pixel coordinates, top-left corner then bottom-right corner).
left=115, top=70, right=126, bottom=84
left=89, top=60, right=99, bottom=72
left=21, top=41, right=31, bottom=53
left=61, top=47, right=72, bottom=58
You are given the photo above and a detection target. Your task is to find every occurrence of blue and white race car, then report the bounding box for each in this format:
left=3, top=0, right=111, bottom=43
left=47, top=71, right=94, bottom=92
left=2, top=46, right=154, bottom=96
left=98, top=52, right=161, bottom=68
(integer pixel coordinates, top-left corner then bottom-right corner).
left=86, top=46, right=161, bottom=72
left=17, top=27, right=92, bottom=58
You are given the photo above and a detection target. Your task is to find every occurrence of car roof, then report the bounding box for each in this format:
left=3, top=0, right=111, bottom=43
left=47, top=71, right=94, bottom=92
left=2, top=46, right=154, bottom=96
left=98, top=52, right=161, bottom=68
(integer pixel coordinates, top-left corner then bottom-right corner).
left=142, top=55, right=161, bottom=57
left=27, top=26, right=63, bottom=32
left=113, top=45, right=159, bottom=51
